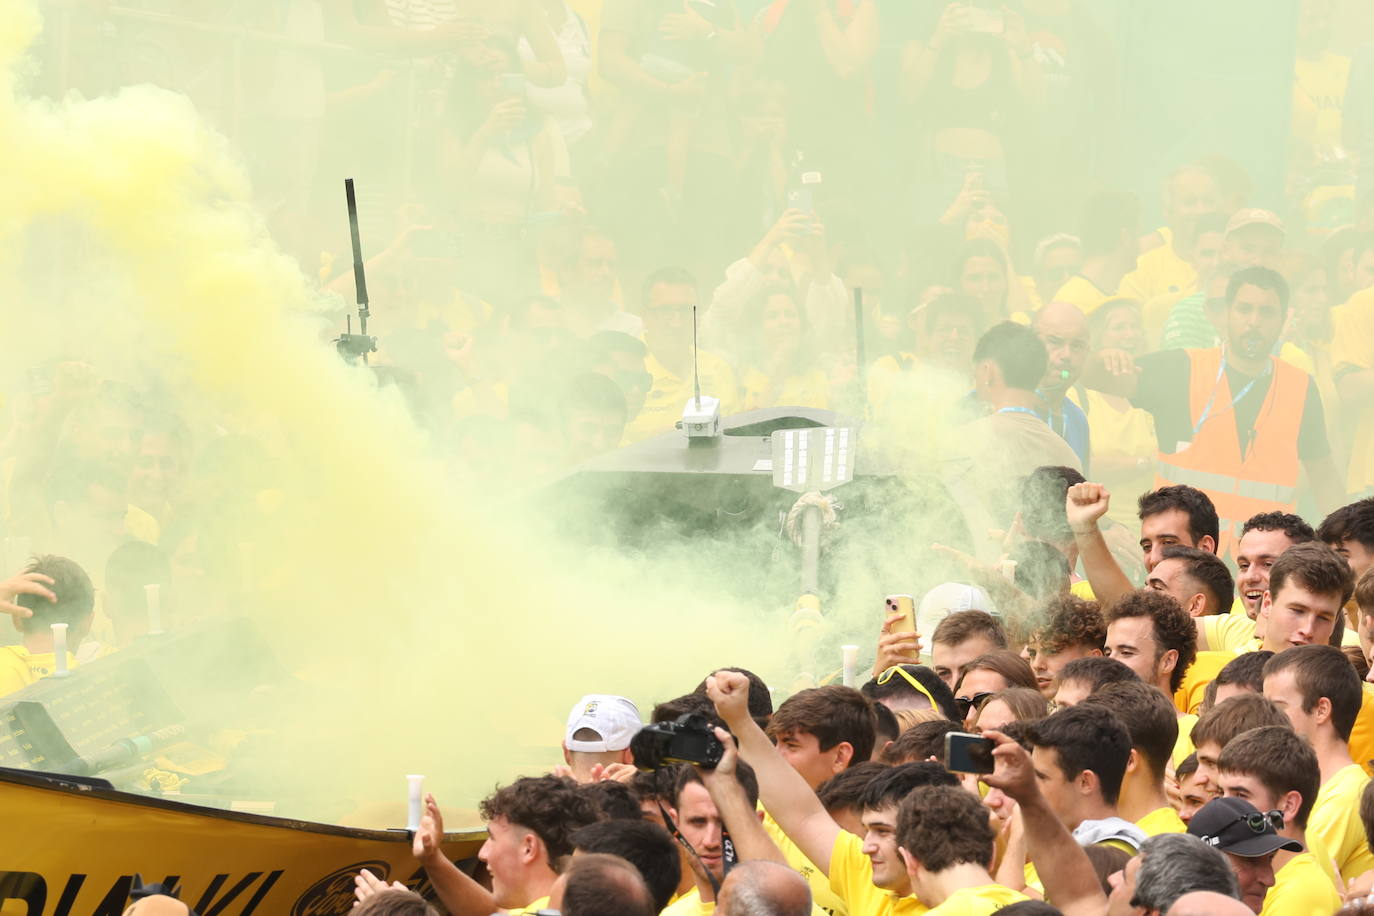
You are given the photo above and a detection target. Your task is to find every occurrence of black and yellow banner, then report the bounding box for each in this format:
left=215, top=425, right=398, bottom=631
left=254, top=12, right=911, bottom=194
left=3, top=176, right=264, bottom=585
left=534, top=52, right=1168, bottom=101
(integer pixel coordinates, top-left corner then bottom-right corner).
left=0, top=770, right=485, bottom=916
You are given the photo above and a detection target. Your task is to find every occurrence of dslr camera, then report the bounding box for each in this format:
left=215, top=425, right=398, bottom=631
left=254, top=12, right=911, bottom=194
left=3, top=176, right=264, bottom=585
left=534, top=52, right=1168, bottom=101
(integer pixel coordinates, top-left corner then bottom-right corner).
left=630, top=715, right=725, bottom=770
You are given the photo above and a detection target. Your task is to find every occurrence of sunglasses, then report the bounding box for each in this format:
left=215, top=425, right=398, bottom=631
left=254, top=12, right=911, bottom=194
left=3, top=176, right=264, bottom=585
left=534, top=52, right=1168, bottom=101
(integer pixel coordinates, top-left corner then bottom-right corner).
left=1202, top=808, right=1285, bottom=847
left=1229, top=809, right=1286, bottom=833
left=955, top=692, right=995, bottom=719
left=875, top=666, right=938, bottom=712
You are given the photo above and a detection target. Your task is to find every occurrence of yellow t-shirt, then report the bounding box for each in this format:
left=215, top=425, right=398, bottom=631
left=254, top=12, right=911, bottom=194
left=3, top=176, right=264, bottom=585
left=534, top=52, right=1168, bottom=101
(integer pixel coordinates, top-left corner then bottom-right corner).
left=1203, top=612, right=1258, bottom=653
left=1119, top=240, right=1197, bottom=304
left=1049, top=275, right=1114, bottom=315
left=0, top=646, right=79, bottom=697
left=924, top=884, right=1027, bottom=915
left=1280, top=342, right=1316, bottom=375
left=1332, top=295, right=1374, bottom=493
left=763, top=811, right=850, bottom=916
left=1306, top=830, right=1342, bottom=888
left=1260, top=851, right=1342, bottom=916
left=509, top=896, right=554, bottom=916
left=1348, top=683, right=1374, bottom=776
left=828, top=830, right=927, bottom=916
left=125, top=504, right=160, bottom=545
left=741, top=367, right=830, bottom=413
left=661, top=889, right=713, bottom=916
left=1137, top=805, right=1188, bottom=836
left=1310, top=764, right=1374, bottom=882
left=1174, top=713, right=1198, bottom=768
left=623, top=350, right=738, bottom=443
left=1174, top=650, right=1234, bottom=715
left=1067, top=387, right=1157, bottom=530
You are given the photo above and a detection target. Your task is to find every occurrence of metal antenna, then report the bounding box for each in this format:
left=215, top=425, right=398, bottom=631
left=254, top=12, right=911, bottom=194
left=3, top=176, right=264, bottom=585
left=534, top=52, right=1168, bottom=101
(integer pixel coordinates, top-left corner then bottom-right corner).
left=336, top=178, right=378, bottom=365
left=854, top=287, right=867, bottom=405
left=692, top=304, right=702, bottom=411
left=346, top=179, right=370, bottom=342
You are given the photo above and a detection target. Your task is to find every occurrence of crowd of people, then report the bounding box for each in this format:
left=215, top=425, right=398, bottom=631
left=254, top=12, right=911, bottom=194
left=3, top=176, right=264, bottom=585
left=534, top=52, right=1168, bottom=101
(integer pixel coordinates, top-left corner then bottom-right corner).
left=10, top=1, right=1374, bottom=915
left=20, top=0, right=1374, bottom=487
left=8, top=486, right=1374, bottom=916
left=314, top=485, right=1374, bottom=916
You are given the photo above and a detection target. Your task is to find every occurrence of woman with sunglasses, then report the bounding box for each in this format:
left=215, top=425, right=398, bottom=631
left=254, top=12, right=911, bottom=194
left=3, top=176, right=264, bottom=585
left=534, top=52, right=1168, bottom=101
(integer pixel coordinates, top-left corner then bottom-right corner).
left=970, top=687, right=1047, bottom=736
left=953, top=650, right=1037, bottom=728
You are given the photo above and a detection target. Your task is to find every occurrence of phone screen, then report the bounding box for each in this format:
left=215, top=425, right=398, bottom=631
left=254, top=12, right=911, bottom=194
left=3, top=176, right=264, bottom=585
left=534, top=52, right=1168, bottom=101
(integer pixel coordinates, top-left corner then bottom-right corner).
left=945, top=731, right=996, bottom=774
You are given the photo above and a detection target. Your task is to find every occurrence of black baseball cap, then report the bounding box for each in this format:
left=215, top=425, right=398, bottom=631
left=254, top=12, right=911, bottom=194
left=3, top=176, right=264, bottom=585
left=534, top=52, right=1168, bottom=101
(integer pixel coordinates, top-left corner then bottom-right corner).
left=1187, top=797, right=1303, bottom=857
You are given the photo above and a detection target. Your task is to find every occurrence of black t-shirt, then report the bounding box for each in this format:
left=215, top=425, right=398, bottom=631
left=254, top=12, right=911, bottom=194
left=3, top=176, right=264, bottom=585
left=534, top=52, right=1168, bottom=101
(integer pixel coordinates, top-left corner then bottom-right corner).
left=1130, top=349, right=1330, bottom=462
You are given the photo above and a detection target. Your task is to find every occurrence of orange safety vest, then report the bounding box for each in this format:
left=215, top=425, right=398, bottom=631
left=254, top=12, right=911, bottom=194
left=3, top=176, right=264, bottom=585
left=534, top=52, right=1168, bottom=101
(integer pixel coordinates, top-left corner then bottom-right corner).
left=1154, top=348, right=1306, bottom=558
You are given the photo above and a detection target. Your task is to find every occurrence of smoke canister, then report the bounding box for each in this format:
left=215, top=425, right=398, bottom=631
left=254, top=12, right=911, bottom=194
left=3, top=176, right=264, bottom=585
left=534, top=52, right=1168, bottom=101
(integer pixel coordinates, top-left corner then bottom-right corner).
left=841, top=645, right=859, bottom=687
left=407, top=774, right=425, bottom=831
left=51, top=623, right=69, bottom=677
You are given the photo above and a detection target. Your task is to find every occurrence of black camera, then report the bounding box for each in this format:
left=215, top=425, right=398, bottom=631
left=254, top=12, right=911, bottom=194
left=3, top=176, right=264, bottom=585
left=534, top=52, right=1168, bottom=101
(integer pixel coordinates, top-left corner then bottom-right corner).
left=630, top=715, right=725, bottom=770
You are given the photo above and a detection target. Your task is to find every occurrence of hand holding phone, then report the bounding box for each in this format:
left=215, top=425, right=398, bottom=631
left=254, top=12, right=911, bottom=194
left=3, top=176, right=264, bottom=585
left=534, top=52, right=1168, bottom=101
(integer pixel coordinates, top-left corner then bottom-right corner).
left=874, top=595, right=921, bottom=677
left=945, top=731, right=996, bottom=775
left=885, top=594, right=916, bottom=633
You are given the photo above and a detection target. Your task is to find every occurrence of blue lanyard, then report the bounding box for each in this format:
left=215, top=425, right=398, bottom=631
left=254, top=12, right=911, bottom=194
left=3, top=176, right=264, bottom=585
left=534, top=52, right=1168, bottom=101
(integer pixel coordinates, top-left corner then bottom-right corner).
left=1192, top=347, right=1272, bottom=440
left=1001, top=405, right=1068, bottom=437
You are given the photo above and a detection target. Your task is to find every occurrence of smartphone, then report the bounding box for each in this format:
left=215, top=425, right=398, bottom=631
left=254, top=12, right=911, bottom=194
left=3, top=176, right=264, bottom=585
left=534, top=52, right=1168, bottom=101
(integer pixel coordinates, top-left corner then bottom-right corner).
left=885, top=595, right=916, bottom=634
left=945, top=731, right=996, bottom=775
left=786, top=187, right=813, bottom=213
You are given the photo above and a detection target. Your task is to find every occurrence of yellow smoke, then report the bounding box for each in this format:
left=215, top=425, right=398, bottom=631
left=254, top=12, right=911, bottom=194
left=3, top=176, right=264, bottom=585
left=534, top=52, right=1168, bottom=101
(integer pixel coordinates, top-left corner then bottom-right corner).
left=0, top=0, right=796, bottom=824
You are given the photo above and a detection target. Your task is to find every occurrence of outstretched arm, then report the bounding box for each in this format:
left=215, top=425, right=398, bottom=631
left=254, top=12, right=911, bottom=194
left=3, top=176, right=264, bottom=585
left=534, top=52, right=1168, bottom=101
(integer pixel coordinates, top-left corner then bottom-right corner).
left=1067, top=483, right=1134, bottom=607
left=706, top=672, right=841, bottom=873
left=701, top=728, right=789, bottom=866
left=412, top=795, right=498, bottom=916
left=982, top=731, right=1107, bottom=916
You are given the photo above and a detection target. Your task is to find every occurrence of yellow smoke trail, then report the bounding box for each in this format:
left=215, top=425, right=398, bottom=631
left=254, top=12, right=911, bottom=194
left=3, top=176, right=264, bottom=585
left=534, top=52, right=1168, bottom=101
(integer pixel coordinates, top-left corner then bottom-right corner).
left=0, top=1, right=787, bottom=823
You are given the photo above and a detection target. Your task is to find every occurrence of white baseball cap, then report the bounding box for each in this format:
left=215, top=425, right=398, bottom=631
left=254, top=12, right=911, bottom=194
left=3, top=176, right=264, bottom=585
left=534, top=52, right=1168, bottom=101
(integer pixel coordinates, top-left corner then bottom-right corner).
left=565, top=695, right=643, bottom=752
left=917, top=582, right=997, bottom=624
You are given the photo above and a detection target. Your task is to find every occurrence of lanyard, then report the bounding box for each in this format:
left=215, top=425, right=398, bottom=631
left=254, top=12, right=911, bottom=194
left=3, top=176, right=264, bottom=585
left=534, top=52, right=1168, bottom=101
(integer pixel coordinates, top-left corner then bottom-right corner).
left=1192, top=347, right=1272, bottom=440
left=656, top=800, right=732, bottom=898
left=1000, top=405, right=1066, bottom=437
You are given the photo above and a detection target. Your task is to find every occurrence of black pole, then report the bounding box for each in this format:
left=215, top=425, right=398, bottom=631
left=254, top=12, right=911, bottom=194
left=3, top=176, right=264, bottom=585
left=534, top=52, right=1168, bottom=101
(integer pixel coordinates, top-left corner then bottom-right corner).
left=336, top=178, right=378, bottom=365
left=345, top=178, right=370, bottom=338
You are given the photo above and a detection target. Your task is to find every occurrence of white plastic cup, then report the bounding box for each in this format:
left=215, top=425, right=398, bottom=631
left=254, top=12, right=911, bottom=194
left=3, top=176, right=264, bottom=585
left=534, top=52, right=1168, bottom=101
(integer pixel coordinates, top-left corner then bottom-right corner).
left=841, top=645, right=859, bottom=687
left=407, top=774, right=425, bottom=831
left=998, top=559, right=1018, bottom=583
left=144, top=584, right=163, bottom=635
left=51, top=623, right=69, bottom=677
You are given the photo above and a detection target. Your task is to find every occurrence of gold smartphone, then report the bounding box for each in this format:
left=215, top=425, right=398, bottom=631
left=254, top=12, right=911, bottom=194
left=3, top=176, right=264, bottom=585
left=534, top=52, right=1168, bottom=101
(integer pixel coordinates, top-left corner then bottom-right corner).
left=885, top=595, right=916, bottom=634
